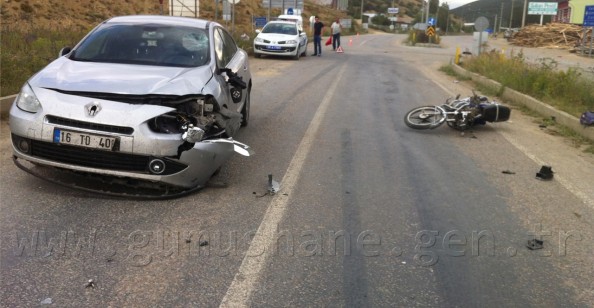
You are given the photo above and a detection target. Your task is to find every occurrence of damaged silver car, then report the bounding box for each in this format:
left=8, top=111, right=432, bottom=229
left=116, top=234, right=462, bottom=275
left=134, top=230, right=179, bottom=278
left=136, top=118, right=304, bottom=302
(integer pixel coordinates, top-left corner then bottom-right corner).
left=9, top=15, right=253, bottom=198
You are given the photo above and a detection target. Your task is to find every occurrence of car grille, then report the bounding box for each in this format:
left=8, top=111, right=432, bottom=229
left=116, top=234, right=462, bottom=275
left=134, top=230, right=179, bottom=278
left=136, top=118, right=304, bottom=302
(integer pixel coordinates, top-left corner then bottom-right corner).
left=13, top=135, right=186, bottom=175
left=46, top=115, right=134, bottom=135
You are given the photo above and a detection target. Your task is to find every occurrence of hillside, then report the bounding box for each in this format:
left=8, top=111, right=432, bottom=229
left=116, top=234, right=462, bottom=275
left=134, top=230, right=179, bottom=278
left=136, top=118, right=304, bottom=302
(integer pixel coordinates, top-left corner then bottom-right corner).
left=0, top=0, right=347, bottom=32
left=0, top=0, right=425, bottom=32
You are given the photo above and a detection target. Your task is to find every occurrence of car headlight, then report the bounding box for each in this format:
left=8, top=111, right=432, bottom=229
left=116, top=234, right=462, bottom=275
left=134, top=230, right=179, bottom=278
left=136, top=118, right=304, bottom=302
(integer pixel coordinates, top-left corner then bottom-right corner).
left=254, top=37, right=264, bottom=43
left=15, top=83, right=41, bottom=113
left=286, top=40, right=298, bottom=44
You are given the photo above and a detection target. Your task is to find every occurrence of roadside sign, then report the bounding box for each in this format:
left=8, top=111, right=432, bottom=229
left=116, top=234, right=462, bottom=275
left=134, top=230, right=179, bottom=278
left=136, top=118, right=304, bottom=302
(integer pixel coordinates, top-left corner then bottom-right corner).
left=287, top=7, right=294, bottom=15
left=584, top=5, right=594, bottom=27
left=254, top=16, right=267, bottom=27
left=528, top=2, right=557, bottom=15
left=474, top=16, right=489, bottom=32
left=426, top=26, right=435, bottom=36
left=388, top=7, right=399, bottom=14
left=428, top=17, right=435, bottom=26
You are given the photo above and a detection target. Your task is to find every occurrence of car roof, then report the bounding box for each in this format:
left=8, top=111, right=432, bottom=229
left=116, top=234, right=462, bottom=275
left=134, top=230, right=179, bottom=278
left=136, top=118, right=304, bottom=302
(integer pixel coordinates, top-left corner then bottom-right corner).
left=106, top=15, right=212, bottom=29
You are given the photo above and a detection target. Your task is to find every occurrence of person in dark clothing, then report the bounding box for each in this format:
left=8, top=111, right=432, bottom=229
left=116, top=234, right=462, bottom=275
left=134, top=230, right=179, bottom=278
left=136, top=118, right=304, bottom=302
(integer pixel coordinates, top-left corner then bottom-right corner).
left=312, top=17, right=324, bottom=56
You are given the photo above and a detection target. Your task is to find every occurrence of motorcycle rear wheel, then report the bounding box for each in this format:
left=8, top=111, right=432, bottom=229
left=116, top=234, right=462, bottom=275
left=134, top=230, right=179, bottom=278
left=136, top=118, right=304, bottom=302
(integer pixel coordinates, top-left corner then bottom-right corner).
left=404, top=106, right=446, bottom=129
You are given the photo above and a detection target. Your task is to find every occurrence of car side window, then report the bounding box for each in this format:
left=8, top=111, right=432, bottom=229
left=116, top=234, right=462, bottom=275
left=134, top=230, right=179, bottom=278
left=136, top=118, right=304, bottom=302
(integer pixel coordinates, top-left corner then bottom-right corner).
left=213, top=27, right=238, bottom=68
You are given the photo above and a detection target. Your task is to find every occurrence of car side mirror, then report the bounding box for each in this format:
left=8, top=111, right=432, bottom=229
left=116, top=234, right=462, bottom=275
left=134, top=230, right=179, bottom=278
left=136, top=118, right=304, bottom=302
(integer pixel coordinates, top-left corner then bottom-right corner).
left=255, top=29, right=261, bottom=34
left=59, top=47, right=72, bottom=57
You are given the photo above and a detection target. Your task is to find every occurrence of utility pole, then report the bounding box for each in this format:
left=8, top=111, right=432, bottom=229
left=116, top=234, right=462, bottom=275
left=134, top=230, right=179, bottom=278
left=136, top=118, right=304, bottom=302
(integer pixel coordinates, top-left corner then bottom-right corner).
left=426, top=0, right=430, bottom=24
left=361, top=0, right=364, bottom=21
left=499, top=2, right=504, bottom=32
left=509, top=0, right=515, bottom=28
left=421, top=0, right=425, bottom=24
left=522, top=0, right=528, bottom=27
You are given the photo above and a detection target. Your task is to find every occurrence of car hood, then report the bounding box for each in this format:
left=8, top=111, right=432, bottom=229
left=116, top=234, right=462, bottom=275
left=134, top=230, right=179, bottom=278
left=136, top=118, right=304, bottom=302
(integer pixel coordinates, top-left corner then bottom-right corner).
left=29, top=57, right=214, bottom=95
left=257, top=33, right=297, bottom=41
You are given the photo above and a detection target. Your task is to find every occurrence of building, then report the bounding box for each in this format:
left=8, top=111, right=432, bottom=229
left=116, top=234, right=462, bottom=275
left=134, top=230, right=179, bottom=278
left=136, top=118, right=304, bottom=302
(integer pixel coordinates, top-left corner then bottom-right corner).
left=552, top=0, right=591, bottom=25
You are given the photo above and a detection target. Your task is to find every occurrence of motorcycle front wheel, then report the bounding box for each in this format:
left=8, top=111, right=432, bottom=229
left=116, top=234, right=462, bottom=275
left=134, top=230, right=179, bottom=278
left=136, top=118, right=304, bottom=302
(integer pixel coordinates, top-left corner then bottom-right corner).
left=404, top=106, right=446, bottom=129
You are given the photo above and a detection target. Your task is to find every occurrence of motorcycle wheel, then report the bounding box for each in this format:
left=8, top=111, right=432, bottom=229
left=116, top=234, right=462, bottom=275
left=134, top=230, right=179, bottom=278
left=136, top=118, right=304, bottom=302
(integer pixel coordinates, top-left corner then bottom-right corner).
left=404, top=106, right=446, bottom=129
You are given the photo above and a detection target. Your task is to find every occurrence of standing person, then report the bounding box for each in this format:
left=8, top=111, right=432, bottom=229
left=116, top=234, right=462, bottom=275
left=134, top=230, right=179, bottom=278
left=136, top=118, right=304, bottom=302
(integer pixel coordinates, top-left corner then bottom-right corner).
left=312, top=16, right=324, bottom=56
left=331, top=18, right=342, bottom=51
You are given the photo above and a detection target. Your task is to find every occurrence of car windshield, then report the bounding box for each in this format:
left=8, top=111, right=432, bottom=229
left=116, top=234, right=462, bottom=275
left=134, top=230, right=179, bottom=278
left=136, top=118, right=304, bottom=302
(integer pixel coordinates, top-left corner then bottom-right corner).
left=262, top=23, right=297, bottom=35
left=71, top=23, right=210, bottom=67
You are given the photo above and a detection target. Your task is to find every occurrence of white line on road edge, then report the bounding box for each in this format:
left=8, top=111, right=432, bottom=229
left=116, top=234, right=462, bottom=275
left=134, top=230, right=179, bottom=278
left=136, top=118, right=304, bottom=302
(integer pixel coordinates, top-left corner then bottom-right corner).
left=220, top=63, right=348, bottom=307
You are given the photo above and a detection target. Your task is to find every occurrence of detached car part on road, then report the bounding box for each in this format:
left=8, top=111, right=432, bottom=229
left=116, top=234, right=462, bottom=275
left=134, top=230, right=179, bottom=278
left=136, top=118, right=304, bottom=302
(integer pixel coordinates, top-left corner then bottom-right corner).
left=9, top=15, right=254, bottom=198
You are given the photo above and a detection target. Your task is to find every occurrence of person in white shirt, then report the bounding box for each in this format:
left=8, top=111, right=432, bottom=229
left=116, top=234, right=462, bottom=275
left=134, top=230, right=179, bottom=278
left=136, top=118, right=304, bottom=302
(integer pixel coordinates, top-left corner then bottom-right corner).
left=331, top=19, right=342, bottom=51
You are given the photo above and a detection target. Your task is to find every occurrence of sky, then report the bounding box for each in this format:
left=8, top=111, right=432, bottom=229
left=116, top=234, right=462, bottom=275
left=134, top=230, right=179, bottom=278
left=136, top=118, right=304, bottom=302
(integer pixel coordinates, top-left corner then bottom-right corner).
left=446, top=0, right=477, bottom=10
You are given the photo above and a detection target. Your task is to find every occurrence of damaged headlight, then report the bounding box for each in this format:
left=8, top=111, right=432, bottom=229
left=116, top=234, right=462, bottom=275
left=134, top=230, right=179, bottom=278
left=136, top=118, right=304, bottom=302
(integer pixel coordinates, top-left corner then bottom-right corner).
left=16, top=83, right=42, bottom=113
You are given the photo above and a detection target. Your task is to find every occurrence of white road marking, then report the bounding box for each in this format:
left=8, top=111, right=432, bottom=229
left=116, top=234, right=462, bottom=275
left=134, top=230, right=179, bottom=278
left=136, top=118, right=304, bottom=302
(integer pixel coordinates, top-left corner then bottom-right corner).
left=220, top=63, right=348, bottom=307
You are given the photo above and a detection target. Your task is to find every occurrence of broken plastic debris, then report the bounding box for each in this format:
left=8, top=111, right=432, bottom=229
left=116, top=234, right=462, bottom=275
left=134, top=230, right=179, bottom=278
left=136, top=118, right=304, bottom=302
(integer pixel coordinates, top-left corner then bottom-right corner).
left=85, top=279, right=95, bottom=288
left=267, top=174, right=280, bottom=195
left=41, top=298, right=52, bottom=305
left=536, top=165, right=553, bottom=180
left=502, top=170, right=515, bottom=174
left=526, top=239, right=544, bottom=250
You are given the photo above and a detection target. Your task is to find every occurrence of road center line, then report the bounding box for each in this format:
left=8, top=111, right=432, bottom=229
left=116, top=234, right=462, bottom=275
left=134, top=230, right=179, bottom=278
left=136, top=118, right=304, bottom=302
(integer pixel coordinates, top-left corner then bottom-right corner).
left=220, top=63, right=348, bottom=307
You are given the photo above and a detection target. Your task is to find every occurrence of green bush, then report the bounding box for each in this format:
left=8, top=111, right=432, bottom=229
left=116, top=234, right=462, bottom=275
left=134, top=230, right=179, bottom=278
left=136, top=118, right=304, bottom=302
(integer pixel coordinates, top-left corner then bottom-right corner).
left=461, top=50, right=594, bottom=117
left=1, top=26, right=87, bottom=96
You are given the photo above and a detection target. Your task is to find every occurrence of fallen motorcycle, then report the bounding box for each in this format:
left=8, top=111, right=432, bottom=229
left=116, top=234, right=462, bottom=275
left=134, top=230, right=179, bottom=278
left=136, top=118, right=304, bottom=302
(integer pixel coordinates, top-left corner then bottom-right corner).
left=404, top=91, right=511, bottom=131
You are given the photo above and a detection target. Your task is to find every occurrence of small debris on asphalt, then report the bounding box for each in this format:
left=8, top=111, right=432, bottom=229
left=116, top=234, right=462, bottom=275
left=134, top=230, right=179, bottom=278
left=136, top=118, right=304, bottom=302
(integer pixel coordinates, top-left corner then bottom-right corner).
left=185, top=238, right=191, bottom=243
left=40, top=298, right=52, bottom=305
left=267, top=174, right=280, bottom=195
left=526, top=239, right=544, bottom=250
left=85, top=279, right=95, bottom=288
left=502, top=170, right=516, bottom=174
left=536, top=165, right=554, bottom=180
left=199, top=240, right=209, bottom=247
left=539, top=124, right=547, bottom=128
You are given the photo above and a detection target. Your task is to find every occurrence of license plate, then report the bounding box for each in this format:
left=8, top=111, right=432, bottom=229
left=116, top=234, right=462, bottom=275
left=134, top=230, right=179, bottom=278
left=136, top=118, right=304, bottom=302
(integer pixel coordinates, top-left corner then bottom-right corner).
left=53, top=128, right=118, bottom=151
left=267, top=45, right=281, bottom=50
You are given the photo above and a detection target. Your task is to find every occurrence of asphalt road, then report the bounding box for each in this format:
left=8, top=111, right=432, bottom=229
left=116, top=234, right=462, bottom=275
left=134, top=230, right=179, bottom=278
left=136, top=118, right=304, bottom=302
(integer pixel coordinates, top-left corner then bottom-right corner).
left=1, top=34, right=593, bottom=307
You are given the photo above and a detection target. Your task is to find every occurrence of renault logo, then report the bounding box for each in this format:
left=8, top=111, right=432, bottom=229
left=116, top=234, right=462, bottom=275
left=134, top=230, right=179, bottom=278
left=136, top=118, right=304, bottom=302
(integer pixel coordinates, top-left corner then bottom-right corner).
left=85, top=102, right=102, bottom=117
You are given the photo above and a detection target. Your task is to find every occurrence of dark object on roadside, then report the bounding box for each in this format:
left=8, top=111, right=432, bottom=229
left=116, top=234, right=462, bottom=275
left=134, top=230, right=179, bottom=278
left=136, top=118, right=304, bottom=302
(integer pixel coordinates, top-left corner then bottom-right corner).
left=480, top=104, right=511, bottom=122
left=502, top=170, right=515, bottom=174
left=536, top=165, right=554, bottom=180
left=580, top=111, right=594, bottom=126
left=526, top=239, right=544, bottom=250
left=85, top=279, right=95, bottom=288
left=199, top=240, right=209, bottom=247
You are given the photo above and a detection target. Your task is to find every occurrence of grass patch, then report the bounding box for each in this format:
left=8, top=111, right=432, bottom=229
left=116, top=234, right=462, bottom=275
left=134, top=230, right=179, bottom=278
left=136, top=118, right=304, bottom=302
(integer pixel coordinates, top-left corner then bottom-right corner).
left=1, top=25, right=88, bottom=96
left=439, top=64, right=471, bottom=80
left=460, top=50, right=594, bottom=118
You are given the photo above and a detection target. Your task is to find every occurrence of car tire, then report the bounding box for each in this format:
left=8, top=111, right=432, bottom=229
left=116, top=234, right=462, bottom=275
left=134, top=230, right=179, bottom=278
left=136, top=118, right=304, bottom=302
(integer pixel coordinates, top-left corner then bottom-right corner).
left=293, top=52, right=300, bottom=61
left=241, top=88, right=250, bottom=127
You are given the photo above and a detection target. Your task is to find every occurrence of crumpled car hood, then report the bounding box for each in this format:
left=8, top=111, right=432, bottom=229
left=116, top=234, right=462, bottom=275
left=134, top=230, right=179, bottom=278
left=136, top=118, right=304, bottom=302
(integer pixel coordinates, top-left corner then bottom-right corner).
left=28, top=57, right=213, bottom=95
